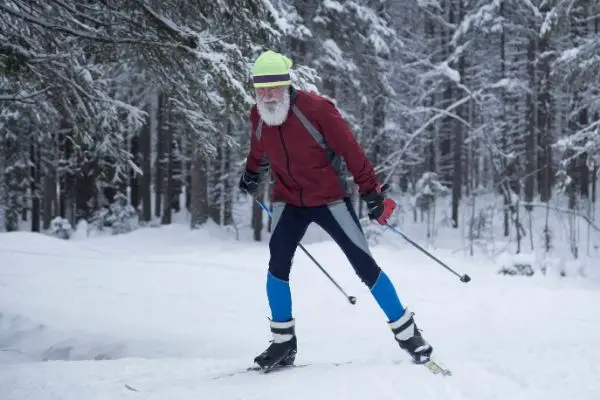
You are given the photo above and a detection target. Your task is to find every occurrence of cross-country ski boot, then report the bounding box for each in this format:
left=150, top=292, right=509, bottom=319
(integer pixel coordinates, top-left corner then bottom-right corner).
left=389, top=308, right=433, bottom=364
left=254, top=319, right=297, bottom=371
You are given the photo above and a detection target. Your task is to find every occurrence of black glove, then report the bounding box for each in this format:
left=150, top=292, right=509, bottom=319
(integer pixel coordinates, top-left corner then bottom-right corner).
left=361, top=184, right=396, bottom=225
left=238, top=169, right=260, bottom=195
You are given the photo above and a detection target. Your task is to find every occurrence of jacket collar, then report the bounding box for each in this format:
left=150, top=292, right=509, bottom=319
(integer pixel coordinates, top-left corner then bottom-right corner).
left=289, top=85, right=298, bottom=105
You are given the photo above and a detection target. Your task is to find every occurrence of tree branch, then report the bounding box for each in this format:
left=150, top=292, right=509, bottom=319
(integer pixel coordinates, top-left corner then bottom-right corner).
left=0, top=3, right=199, bottom=51
left=136, top=1, right=198, bottom=49
left=0, top=87, right=53, bottom=103
left=47, top=0, right=109, bottom=28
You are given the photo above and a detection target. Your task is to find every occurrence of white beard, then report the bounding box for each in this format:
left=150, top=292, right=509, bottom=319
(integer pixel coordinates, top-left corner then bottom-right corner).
left=256, top=90, right=290, bottom=126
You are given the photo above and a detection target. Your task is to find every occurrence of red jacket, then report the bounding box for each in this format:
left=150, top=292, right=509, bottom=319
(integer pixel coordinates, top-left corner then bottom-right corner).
left=245, top=88, right=378, bottom=207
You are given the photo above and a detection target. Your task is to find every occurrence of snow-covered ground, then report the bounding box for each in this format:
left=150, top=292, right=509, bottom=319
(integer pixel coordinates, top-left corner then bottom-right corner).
left=1, top=220, right=600, bottom=399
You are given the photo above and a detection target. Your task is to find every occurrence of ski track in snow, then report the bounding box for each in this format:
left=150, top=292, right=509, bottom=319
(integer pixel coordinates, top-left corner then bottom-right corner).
left=1, top=227, right=600, bottom=399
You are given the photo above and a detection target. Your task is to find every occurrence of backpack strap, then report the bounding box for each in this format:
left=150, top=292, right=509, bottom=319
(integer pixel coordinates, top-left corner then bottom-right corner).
left=255, top=119, right=264, bottom=140
left=291, top=105, right=327, bottom=150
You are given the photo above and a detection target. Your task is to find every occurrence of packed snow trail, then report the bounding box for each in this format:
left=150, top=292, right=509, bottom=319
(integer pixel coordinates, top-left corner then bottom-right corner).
left=1, top=226, right=599, bottom=399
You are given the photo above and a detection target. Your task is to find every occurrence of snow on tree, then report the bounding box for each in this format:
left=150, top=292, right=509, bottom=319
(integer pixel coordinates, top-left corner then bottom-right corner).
left=0, top=0, right=599, bottom=268
left=1, top=0, right=286, bottom=229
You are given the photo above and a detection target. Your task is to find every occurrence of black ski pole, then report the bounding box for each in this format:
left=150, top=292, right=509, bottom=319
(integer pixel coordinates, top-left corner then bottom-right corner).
left=255, top=199, right=357, bottom=305
left=385, top=223, right=471, bottom=283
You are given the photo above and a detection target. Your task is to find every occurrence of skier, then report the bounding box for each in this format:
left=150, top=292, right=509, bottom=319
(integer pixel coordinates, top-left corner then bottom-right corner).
left=239, top=50, right=433, bottom=370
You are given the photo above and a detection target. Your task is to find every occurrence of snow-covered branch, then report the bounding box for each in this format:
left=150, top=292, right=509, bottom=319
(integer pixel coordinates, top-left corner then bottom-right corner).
left=0, top=87, right=54, bottom=103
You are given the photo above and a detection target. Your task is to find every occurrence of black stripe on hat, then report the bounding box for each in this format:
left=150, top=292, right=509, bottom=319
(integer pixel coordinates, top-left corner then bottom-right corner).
left=253, top=73, right=291, bottom=84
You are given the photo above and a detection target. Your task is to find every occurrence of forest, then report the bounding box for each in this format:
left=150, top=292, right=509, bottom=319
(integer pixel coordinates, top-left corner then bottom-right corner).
left=1, top=0, right=599, bottom=262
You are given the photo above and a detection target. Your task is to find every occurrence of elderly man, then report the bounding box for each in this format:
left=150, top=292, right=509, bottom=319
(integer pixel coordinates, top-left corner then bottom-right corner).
left=239, top=50, right=433, bottom=370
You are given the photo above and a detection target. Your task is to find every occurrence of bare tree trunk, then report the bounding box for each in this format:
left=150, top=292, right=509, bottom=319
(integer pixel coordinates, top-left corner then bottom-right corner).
left=64, top=191, right=75, bottom=228
left=21, top=138, right=29, bottom=222
left=56, top=99, right=76, bottom=226
left=30, top=140, right=40, bottom=232
left=130, top=133, right=140, bottom=213
left=21, top=200, right=27, bottom=222
left=0, top=140, right=5, bottom=232
left=537, top=10, right=553, bottom=203
left=185, top=160, right=191, bottom=212
left=171, top=139, right=183, bottom=213
left=190, top=140, right=208, bottom=228
left=161, top=147, right=173, bottom=224
left=468, top=195, right=476, bottom=256
left=527, top=206, right=534, bottom=251
left=451, top=115, right=463, bottom=229
left=515, top=201, right=521, bottom=254
left=252, top=189, right=264, bottom=241
left=450, top=0, right=464, bottom=229
left=465, top=99, right=473, bottom=197
left=205, top=118, right=235, bottom=226
left=161, top=104, right=173, bottom=225
left=220, top=119, right=233, bottom=225
left=524, top=33, right=539, bottom=251
left=207, top=159, right=218, bottom=222
left=140, top=108, right=152, bottom=223
left=426, top=206, right=432, bottom=238
left=499, top=0, right=510, bottom=237
left=42, top=165, right=57, bottom=230
left=223, top=116, right=232, bottom=226
left=525, top=36, right=537, bottom=210
left=154, top=91, right=164, bottom=218
left=592, top=165, right=597, bottom=204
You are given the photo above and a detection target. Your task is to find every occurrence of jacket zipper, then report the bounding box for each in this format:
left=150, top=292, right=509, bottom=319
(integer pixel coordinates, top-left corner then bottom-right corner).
left=278, top=126, right=305, bottom=206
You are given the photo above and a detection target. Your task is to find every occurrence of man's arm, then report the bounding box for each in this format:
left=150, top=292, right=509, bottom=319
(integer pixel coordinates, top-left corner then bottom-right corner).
left=317, top=99, right=379, bottom=194
left=239, top=109, right=269, bottom=195
left=245, top=108, right=267, bottom=175
left=316, top=98, right=397, bottom=225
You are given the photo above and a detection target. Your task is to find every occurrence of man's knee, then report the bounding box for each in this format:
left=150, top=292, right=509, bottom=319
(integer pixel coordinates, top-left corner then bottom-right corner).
left=267, top=205, right=309, bottom=282
left=330, top=232, right=380, bottom=287
left=322, top=200, right=380, bottom=286
left=268, top=262, right=292, bottom=281
left=268, top=234, right=294, bottom=281
left=355, top=260, right=381, bottom=288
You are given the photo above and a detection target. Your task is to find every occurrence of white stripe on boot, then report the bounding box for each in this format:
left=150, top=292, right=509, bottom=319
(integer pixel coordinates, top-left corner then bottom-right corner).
left=388, top=309, right=415, bottom=341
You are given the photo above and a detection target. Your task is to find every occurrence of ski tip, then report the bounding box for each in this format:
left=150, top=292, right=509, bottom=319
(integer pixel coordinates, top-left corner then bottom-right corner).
left=424, top=360, right=452, bottom=376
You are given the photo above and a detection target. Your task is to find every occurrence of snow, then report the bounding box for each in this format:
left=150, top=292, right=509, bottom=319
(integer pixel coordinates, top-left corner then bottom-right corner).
left=490, top=78, right=530, bottom=93
left=322, top=0, right=344, bottom=13
left=420, top=61, right=461, bottom=84
left=520, top=0, right=543, bottom=19
left=296, top=24, right=313, bottom=39
left=451, top=0, right=502, bottom=47
left=369, top=32, right=391, bottom=56
left=540, top=9, right=556, bottom=38
left=1, top=221, right=600, bottom=399
left=416, top=0, right=442, bottom=10
left=558, top=48, right=581, bottom=64
left=259, top=0, right=291, bottom=34
left=321, top=39, right=358, bottom=72
left=437, top=61, right=460, bottom=83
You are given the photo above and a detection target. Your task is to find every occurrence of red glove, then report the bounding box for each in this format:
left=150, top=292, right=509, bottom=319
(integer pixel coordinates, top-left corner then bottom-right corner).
left=362, top=184, right=396, bottom=225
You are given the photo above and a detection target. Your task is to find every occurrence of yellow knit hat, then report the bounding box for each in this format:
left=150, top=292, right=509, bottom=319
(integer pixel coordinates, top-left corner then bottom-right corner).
left=252, top=50, right=293, bottom=88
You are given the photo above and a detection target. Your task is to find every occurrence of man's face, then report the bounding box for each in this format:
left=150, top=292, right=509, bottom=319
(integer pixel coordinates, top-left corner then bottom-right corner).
left=255, top=85, right=291, bottom=126
left=255, top=86, right=287, bottom=103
